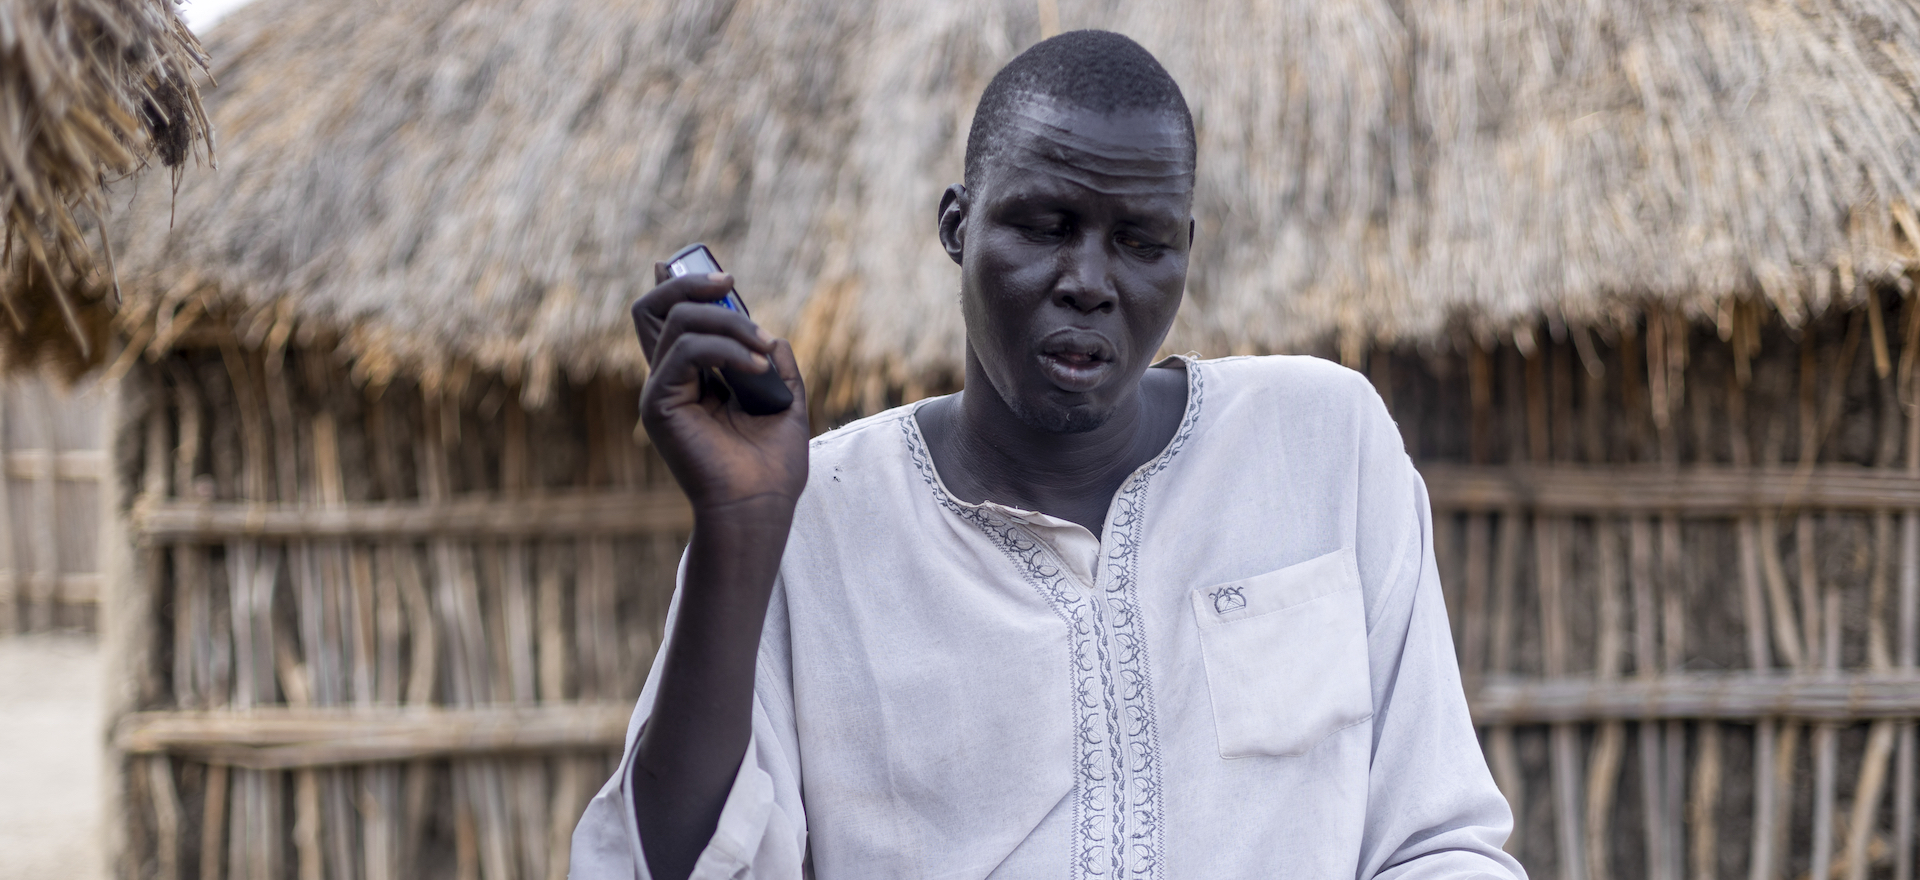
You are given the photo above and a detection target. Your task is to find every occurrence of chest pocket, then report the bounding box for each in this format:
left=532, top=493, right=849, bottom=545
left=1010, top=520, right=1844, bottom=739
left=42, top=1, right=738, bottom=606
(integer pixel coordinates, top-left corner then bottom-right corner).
left=1191, top=548, right=1373, bottom=758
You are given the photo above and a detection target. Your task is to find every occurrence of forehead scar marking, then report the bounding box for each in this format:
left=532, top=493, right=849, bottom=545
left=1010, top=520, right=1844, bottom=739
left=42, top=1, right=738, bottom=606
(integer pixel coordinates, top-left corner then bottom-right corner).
left=1001, top=155, right=1194, bottom=197
left=1002, top=109, right=1192, bottom=165
left=992, top=101, right=1195, bottom=196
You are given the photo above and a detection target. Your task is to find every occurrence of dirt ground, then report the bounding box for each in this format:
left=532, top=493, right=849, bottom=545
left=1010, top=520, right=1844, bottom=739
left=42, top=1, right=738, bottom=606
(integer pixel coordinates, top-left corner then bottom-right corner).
left=0, top=633, right=106, bottom=880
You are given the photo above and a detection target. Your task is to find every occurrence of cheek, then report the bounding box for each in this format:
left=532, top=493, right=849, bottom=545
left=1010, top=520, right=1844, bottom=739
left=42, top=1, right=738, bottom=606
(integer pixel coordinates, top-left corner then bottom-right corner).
left=1129, top=263, right=1187, bottom=320
left=969, top=238, right=1055, bottom=312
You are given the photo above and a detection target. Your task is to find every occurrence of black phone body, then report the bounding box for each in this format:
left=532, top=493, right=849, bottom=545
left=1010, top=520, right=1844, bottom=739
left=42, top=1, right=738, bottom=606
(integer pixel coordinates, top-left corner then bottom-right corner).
left=663, top=244, right=795, bottom=415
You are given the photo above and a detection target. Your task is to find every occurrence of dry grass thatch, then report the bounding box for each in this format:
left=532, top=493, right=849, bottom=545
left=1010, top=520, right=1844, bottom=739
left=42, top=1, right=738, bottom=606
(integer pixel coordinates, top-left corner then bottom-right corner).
left=0, top=0, right=211, bottom=374
left=104, top=0, right=1920, bottom=407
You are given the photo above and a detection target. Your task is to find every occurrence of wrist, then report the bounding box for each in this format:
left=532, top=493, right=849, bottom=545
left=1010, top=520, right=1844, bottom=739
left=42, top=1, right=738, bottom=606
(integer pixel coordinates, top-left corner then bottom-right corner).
left=690, top=493, right=799, bottom=534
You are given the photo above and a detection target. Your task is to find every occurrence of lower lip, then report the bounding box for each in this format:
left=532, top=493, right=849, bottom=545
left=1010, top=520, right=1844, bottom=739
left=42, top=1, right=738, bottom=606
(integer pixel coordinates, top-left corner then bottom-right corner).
left=1040, top=353, right=1112, bottom=393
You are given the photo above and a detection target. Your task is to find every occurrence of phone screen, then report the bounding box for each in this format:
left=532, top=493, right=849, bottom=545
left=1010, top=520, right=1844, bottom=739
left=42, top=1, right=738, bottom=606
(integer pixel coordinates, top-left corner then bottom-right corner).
left=666, top=245, right=749, bottom=315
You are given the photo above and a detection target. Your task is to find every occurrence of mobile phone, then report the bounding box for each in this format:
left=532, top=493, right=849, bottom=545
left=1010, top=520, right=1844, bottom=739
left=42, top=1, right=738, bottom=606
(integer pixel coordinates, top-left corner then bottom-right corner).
left=664, top=243, right=795, bottom=416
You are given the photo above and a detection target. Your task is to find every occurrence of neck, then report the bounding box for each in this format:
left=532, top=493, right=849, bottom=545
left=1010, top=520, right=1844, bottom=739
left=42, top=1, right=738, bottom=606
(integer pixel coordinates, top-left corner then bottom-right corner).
left=921, top=352, right=1182, bottom=533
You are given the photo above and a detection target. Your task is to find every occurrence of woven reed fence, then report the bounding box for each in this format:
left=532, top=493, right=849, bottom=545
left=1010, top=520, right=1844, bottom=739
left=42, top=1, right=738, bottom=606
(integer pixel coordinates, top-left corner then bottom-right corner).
left=2, top=373, right=108, bottom=632
left=1377, top=287, right=1920, bottom=880
left=107, top=336, right=686, bottom=880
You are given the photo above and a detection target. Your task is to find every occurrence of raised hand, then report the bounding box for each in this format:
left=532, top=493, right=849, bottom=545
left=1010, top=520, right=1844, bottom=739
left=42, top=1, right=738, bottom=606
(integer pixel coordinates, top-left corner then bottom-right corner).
left=627, top=259, right=811, bottom=880
left=632, top=262, right=809, bottom=513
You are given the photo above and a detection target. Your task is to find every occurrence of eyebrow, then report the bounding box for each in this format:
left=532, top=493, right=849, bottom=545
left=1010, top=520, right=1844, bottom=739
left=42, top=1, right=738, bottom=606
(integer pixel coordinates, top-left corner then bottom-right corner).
left=989, top=175, right=1194, bottom=220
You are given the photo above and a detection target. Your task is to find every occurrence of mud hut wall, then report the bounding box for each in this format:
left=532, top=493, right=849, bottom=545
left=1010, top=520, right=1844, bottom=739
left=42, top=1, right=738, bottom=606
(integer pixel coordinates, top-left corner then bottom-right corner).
left=107, top=341, right=686, bottom=880
left=0, top=373, right=109, bottom=632
left=1369, top=288, right=1920, bottom=880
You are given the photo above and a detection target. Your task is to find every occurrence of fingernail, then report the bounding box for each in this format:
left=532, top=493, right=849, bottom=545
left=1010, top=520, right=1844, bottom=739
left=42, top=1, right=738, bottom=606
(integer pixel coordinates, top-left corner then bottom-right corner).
left=707, top=272, right=728, bottom=283
left=757, top=328, right=775, bottom=345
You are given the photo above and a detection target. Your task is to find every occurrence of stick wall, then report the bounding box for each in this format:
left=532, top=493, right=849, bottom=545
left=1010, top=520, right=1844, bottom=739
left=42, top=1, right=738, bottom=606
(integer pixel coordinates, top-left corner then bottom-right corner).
left=1376, top=288, right=1920, bottom=880
left=108, top=285, right=1920, bottom=880
left=111, top=344, right=680, bottom=880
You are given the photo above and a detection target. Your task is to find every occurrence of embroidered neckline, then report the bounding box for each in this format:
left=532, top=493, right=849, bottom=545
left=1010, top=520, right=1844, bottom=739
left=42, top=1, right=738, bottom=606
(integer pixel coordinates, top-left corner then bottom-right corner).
left=900, top=357, right=1206, bottom=880
left=902, top=356, right=1201, bottom=516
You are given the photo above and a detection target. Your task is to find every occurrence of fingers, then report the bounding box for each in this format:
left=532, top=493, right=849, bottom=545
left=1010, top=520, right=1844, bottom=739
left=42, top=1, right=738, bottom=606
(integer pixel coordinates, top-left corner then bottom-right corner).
left=644, top=332, right=775, bottom=409
left=630, top=271, right=737, bottom=360
left=766, top=339, right=807, bottom=399
left=652, top=302, right=773, bottom=374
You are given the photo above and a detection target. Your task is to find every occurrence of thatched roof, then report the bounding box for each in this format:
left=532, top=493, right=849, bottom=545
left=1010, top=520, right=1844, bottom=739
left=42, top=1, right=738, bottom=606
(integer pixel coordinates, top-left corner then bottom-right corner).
left=106, top=0, right=1920, bottom=406
left=0, top=0, right=210, bottom=372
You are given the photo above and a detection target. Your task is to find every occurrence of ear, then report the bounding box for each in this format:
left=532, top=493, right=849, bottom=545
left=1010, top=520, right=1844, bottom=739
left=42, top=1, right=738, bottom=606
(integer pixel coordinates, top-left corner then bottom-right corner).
left=938, top=184, right=970, bottom=266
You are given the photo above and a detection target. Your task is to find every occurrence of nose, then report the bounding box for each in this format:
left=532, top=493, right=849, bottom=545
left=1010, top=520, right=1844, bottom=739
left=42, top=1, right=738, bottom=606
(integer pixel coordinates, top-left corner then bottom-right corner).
left=1053, top=236, right=1118, bottom=314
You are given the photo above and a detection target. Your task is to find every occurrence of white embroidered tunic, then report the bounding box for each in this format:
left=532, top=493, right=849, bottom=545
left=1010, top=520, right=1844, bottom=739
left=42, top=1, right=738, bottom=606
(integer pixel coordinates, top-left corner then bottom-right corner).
left=571, top=355, right=1527, bottom=880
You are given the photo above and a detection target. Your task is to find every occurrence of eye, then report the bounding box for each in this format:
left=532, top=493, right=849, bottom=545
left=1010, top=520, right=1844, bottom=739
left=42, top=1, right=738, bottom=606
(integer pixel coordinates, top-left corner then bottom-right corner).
left=1020, top=220, right=1069, bottom=242
left=1116, top=231, right=1167, bottom=257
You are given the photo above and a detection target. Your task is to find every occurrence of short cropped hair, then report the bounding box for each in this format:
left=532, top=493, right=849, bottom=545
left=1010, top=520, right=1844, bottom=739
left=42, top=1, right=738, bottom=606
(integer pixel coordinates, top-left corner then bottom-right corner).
left=963, top=30, right=1196, bottom=189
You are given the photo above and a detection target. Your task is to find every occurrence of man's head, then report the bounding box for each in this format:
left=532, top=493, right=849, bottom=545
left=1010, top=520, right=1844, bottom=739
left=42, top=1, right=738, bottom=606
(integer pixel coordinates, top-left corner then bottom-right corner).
left=939, top=30, right=1196, bottom=435
left=963, top=31, right=1196, bottom=192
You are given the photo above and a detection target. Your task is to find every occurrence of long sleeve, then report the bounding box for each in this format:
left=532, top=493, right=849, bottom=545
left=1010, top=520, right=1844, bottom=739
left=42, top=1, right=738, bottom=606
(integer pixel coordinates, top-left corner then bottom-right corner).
left=569, top=572, right=808, bottom=880
left=1353, top=445, right=1526, bottom=878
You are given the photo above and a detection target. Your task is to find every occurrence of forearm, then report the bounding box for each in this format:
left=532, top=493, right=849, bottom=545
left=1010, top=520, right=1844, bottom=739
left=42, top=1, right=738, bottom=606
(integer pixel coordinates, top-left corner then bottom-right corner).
left=631, top=500, right=795, bottom=880
left=1361, top=488, right=1524, bottom=879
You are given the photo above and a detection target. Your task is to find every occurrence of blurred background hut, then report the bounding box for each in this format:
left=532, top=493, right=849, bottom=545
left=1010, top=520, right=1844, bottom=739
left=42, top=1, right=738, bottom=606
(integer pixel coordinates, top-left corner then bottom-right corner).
left=0, top=373, right=113, bottom=633
left=0, top=0, right=210, bottom=636
left=91, top=1, right=1920, bottom=879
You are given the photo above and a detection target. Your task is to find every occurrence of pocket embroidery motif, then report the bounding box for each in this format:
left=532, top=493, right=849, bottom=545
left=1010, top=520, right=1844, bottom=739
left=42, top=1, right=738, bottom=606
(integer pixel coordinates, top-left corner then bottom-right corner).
left=1192, top=548, right=1372, bottom=758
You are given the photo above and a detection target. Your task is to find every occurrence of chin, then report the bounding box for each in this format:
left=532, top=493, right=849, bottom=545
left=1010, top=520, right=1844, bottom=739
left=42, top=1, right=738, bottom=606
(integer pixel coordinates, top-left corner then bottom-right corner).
left=1009, top=397, right=1112, bottom=434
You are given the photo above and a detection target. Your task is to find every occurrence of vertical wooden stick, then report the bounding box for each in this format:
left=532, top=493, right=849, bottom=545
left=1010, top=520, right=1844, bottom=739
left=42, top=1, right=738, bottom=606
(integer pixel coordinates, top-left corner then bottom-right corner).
left=1660, top=517, right=1687, bottom=880
left=1540, top=517, right=1587, bottom=880
left=294, top=770, right=322, bottom=880
left=1631, top=515, right=1672, bottom=880
left=1587, top=518, right=1625, bottom=880
left=1813, top=721, right=1838, bottom=880
left=0, top=378, right=16, bottom=634
left=1488, top=508, right=1524, bottom=855
left=1689, top=723, right=1720, bottom=880
left=149, top=755, right=182, bottom=880
left=540, top=539, right=578, bottom=880
left=1846, top=722, right=1897, bottom=880
left=1897, top=291, right=1920, bottom=880
left=33, top=380, right=60, bottom=630
left=200, top=763, right=227, bottom=880
left=1774, top=723, right=1804, bottom=878
left=1759, top=513, right=1806, bottom=669
left=1461, top=514, right=1491, bottom=688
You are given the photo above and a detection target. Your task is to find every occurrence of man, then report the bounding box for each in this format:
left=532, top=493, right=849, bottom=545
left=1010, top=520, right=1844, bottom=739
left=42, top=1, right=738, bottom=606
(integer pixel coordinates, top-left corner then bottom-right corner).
left=573, top=30, right=1525, bottom=880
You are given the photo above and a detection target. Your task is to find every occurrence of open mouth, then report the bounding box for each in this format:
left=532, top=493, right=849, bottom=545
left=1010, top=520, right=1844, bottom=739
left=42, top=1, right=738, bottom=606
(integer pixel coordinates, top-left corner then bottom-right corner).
left=1038, top=332, right=1115, bottom=392
left=1046, top=349, right=1104, bottom=366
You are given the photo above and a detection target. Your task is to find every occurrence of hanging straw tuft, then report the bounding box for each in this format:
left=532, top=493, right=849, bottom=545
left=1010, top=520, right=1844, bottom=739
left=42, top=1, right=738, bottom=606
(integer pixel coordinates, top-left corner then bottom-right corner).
left=0, top=0, right=212, bottom=375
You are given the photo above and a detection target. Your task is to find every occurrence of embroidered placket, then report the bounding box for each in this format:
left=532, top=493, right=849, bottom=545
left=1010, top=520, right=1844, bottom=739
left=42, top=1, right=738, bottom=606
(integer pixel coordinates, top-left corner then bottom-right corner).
left=902, top=364, right=1203, bottom=880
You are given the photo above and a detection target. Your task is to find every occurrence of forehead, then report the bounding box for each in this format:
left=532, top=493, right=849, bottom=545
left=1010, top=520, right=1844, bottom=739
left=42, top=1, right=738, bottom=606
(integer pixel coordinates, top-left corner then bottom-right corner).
left=979, top=95, right=1194, bottom=203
